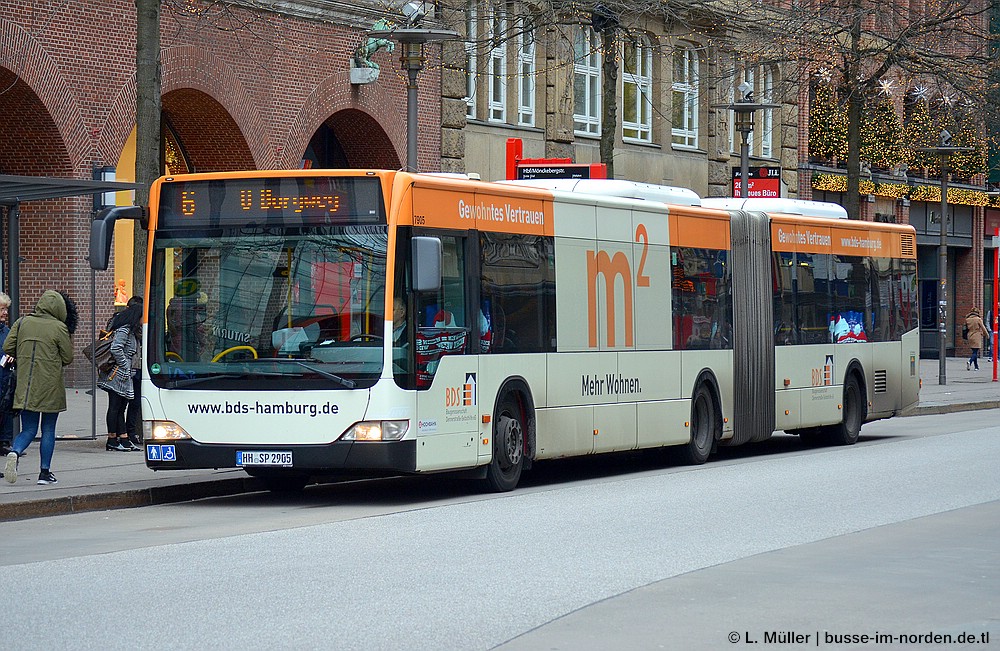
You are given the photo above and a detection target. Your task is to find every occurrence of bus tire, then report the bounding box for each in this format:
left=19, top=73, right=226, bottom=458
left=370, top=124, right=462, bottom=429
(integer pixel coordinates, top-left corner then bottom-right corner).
left=246, top=468, right=310, bottom=493
left=484, top=392, right=526, bottom=492
left=679, top=383, right=718, bottom=465
left=823, top=373, right=865, bottom=446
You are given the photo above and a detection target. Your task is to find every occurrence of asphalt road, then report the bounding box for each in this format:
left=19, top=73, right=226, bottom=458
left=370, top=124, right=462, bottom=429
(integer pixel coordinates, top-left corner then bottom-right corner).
left=1, top=410, right=997, bottom=650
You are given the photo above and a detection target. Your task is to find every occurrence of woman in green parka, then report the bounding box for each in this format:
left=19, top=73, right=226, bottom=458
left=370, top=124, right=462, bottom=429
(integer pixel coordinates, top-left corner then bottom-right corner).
left=2, top=290, right=77, bottom=485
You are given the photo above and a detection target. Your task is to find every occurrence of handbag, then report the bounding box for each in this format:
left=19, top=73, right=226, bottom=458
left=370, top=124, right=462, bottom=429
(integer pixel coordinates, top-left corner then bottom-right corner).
left=962, top=324, right=969, bottom=340
left=0, top=370, right=15, bottom=414
left=83, top=329, right=116, bottom=374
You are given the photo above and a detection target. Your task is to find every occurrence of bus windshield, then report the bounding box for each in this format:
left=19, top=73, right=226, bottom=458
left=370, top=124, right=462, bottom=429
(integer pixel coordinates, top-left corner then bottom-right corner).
left=148, top=221, right=389, bottom=391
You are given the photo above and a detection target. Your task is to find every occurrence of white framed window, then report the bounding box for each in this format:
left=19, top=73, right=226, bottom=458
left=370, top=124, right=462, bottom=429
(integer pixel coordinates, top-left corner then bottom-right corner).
left=730, top=67, right=755, bottom=154
left=761, top=66, right=775, bottom=158
left=517, top=28, right=535, bottom=126
left=465, top=2, right=477, bottom=119
left=574, top=26, right=601, bottom=135
left=730, top=64, right=777, bottom=158
left=622, top=36, right=652, bottom=142
left=671, top=46, right=699, bottom=147
left=487, top=5, right=507, bottom=123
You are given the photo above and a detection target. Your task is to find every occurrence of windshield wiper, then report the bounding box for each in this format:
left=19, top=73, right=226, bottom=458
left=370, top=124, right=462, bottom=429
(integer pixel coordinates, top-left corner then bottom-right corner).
left=168, top=370, right=287, bottom=388
left=168, top=373, right=242, bottom=388
left=257, top=358, right=357, bottom=388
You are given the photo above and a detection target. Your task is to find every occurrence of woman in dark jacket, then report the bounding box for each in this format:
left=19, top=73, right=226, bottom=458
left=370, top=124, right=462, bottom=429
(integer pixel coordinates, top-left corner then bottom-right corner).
left=3, top=290, right=77, bottom=485
left=98, top=300, right=142, bottom=451
left=0, top=291, right=13, bottom=456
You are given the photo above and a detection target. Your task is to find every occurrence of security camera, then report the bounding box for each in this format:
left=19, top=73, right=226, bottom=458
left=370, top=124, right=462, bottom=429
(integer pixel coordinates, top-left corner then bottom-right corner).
left=737, top=81, right=753, bottom=102
left=940, top=129, right=952, bottom=147
left=401, top=0, right=426, bottom=26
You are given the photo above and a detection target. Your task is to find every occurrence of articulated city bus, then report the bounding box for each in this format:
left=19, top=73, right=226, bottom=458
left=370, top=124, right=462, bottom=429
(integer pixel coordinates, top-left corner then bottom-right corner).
left=89, top=170, right=919, bottom=492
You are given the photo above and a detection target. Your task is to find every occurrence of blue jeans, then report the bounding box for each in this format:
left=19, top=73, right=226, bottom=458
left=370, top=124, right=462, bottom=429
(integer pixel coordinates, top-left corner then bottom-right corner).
left=12, top=411, right=59, bottom=471
left=970, top=348, right=981, bottom=370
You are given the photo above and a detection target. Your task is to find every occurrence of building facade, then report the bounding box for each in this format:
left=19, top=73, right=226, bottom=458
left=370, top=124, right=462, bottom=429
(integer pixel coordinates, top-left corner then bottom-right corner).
left=0, top=0, right=993, bottom=387
left=0, top=0, right=440, bottom=383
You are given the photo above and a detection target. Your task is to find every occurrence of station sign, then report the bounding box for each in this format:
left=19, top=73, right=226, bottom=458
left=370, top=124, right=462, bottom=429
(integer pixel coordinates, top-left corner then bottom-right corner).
left=516, top=164, right=604, bottom=180
left=732, top=166, right=781, bottom=198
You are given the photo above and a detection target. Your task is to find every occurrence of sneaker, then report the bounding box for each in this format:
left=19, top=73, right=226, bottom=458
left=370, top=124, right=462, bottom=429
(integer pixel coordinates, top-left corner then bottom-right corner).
left=4, top=451, right=17, bottom=484
left=967, top=361, right=971, bottom=370
left=106, top=439, right=130, bottom=451
left=37, top=470, right=57, bottom=485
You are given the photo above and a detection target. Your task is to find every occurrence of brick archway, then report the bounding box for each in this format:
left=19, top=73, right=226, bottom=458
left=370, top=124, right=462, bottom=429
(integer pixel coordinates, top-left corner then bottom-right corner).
left=162, top=88, right=255, bottom=172
left=286, top=72, right=407, bottom=170
left=319, top=109, right=400, bottom=169
left=161, top=46, right=271, bottom=169
left=0, top=68, right=72, bottom=177
left=0, top=19, right=80, bottom=175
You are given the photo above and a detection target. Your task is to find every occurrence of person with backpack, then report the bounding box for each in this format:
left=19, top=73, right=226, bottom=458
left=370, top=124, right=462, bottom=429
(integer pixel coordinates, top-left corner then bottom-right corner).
left=98, top=298, right=143, bottom=451
left=3, top=290, right=77, bottom=485
left=965, top=307, right=989, bottom=371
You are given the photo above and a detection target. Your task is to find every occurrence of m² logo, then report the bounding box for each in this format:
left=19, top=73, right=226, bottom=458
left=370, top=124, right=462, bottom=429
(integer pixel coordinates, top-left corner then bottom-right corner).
left=586, top=224, right=651, bottom=348
left=446, top=373, right=477, bottom=407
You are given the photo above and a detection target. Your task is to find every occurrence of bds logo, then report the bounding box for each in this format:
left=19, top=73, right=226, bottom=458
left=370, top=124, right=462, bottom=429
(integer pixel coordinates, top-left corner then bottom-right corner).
left=446, top=373, right=477, bottom=407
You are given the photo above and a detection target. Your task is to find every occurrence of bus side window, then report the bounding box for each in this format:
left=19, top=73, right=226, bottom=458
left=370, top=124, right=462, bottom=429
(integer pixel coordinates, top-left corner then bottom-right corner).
left=414, top=235, right=468, bottom=387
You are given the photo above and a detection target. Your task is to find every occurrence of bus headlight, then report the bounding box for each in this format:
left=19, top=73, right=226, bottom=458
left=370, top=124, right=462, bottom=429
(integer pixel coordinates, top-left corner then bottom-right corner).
left=144, top=420, right=192, bottom=440
left=340, top=420, right=409, bottom=442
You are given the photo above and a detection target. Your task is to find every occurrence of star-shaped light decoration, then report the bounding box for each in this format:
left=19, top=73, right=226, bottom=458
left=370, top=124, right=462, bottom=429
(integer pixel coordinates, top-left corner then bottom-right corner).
left=913, top=85, right=930, bottom=101
left=878, top=79, right=895, bottom=96
left=941, top=94, right=954, bottom=106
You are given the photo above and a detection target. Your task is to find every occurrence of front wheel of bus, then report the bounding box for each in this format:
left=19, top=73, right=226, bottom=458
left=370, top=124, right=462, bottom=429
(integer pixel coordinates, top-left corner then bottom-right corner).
left=679, top=383, right=718, bottom=465
left=484, top=394, right=525, bottom=492
left=246, top=469, right=310, bottom=493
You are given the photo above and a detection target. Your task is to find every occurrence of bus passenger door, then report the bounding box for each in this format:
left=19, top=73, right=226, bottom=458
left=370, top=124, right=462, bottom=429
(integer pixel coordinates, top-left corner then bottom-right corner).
left=413, top=234, right=481, bottom=471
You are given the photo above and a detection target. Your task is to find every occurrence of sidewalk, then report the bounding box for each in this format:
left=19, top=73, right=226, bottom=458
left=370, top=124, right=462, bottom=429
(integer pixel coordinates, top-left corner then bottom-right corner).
left=2, top=356, right=999, bottom=522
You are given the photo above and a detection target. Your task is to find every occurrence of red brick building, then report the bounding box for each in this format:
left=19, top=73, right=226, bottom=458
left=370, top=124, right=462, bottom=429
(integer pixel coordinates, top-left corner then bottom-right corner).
left=0, top=1, right=441, bottom=383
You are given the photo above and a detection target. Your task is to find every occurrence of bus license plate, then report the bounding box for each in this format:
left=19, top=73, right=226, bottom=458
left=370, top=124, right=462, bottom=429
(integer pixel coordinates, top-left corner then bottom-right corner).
left=237, top=451, right=293, bottom=467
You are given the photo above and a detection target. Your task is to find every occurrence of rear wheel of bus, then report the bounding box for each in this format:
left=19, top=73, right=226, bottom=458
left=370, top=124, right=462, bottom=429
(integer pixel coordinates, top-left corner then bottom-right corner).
left=484, top=392, right=526, bottom=492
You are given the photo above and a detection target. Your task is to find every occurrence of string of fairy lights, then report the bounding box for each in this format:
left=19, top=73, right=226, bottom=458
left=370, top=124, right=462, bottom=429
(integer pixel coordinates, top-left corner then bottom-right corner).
left=810, top=68, right=987, bottom=185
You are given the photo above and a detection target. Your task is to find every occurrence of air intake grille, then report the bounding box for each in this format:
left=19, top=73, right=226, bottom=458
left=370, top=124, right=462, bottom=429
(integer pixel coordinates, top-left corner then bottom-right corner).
left=900, top=234, right=916, bottom=258
left=874, top=369, right=887, bottom=393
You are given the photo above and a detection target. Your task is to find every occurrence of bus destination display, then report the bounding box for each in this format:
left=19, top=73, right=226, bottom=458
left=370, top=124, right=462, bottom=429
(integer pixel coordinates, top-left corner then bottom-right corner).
left=158, top=176, right=384, bottom=228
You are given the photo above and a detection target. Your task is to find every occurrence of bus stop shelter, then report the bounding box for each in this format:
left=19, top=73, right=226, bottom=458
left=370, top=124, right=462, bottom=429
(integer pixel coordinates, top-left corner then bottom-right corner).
left=0, top=173, right=140, bottom=440
left=0, top=174, right=139, bottom=318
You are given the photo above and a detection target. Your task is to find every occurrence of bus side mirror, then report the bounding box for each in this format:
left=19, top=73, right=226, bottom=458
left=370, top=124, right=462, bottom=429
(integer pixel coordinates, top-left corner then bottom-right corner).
left=412, top=236, right=441, bottom=293
left=89, top=216, right=114, bottom=270
left=89, top=206, right=147, bottom=270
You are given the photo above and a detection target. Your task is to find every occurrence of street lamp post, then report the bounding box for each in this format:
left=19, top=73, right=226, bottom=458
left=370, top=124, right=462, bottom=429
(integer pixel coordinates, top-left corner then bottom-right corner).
left=713, top=81, right=779, bottom=198
left=918, top=130, right=973, bottom=386
left=370, top=5, right=457, bottom=172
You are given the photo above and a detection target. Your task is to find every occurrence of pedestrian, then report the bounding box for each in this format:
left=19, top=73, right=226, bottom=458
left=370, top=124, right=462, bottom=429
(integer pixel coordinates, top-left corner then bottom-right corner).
left=965, top=307, right=989, bottom=371
left=0, top=292, right=14, bottom=457
left=123, top=296, right=144, bottom=447
left=98, top=297, right=142, bottom=451
left=3, top=290, right=77, bottom=485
